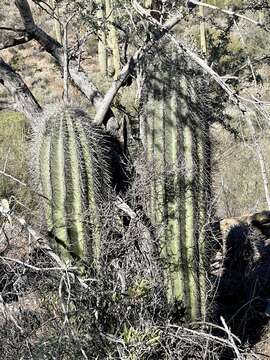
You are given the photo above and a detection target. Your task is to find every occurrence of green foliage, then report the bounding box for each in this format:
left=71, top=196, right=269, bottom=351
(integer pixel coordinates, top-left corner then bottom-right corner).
left=128, top=278, right=151, bottom=300
left=121, top=324, right=161, bottom=353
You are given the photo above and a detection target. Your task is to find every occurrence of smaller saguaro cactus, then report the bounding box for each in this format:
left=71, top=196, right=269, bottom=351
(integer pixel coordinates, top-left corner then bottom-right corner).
left=31, top=106, right=124, bottom=264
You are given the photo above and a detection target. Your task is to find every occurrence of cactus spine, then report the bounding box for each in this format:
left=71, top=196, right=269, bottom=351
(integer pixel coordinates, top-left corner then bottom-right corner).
left=141, top=49, right=212, bottom=321
left=33, top=106, right=112, bottom=263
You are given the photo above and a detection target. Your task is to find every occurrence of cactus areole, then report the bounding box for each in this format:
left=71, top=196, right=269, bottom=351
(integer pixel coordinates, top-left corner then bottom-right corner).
left=32, top=106, right=123, bottom=263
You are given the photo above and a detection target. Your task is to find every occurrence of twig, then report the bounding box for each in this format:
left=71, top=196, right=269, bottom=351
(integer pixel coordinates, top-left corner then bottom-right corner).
left=188, top=0, right=270, bottom=33
left=220, top=316, right=243, bottom=360
left=0, top=170, right=49, bottom=200
left=0, top=256, right=76, bottom=272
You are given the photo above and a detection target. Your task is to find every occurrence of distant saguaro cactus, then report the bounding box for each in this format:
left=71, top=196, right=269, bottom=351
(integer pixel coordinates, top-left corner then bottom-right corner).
left=31, top=106, right=122, bottom=264
left=141, top=48, right=213, bottom=321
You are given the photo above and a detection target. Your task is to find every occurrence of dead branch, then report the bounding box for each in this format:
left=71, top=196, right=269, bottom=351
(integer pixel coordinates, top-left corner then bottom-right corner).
left=0, top=100, right=16, bottom=111
left=0, top=26, right=25, bottom=32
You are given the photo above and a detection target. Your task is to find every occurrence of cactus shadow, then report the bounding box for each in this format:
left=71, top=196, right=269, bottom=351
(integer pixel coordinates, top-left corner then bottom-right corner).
left=213, top=223, right=270, bottom=357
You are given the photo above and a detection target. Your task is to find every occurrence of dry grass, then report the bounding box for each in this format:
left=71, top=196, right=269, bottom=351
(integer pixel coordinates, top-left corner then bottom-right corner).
left=0, top=111, right=28, bottom=200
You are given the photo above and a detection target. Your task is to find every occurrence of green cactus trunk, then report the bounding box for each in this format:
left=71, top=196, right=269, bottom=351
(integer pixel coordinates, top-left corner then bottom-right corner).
left=141, top=50, right=212, bottom=321
left=32, top=106, right=112, bottom=264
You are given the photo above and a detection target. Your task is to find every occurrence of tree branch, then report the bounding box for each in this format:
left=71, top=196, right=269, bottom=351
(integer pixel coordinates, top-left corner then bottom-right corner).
left=0, top=33, right=33, bottom=50
left=94, top=2, right=184, bottom=125
left=0, top=26, right=25, bottom=32
left=14, top=0, right=113, bottom=121
left=0, top=100, right=16, bottom=111
left=0, top=57, right=42, bottom=124
left=188, top=0, right=270, bottom=33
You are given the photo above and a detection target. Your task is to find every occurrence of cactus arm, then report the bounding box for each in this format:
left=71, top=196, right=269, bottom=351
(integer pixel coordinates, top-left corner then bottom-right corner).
left=184, top=124, right=196, bottom=318
left=153, top=78, right=165, bottom=228
left=146, top=82, right=156, bottom=222
left=199, top=122, right=212, bottom=319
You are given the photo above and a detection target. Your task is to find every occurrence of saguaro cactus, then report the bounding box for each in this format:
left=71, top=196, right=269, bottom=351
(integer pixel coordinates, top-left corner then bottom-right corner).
left=31, top=106, right=115, bottom=264
left=141, top=48, right=213, bottom=321
left=105, top=0, right=121, bottom=79
left=97, top=0, right=108, bottom=76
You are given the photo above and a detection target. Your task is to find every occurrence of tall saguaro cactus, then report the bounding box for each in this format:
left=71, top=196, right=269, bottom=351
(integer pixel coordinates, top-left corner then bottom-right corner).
left=97, top=0, right=108, bottom=76
left=32, top=106, right=114, bottom=264
left=105, top=0, right=121, bottom=78
left=141, top=48, right=213, bottom=321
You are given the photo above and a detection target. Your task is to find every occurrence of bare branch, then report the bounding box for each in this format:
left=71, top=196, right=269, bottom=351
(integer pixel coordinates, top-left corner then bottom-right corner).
left=94, top=58, right=135, bottom=125
left=94, top=2, right=184, bottom=125
left=0, top=57, right=42, bottom=123
left=0, top=100, right=16, bottom=111
left=0, top=26, right=25, bottom=32
left=0, top=33, right=33, bottom=50
left=188, top=0, right=270, bottom=33
left=14, top=0, right=113, bottom=120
